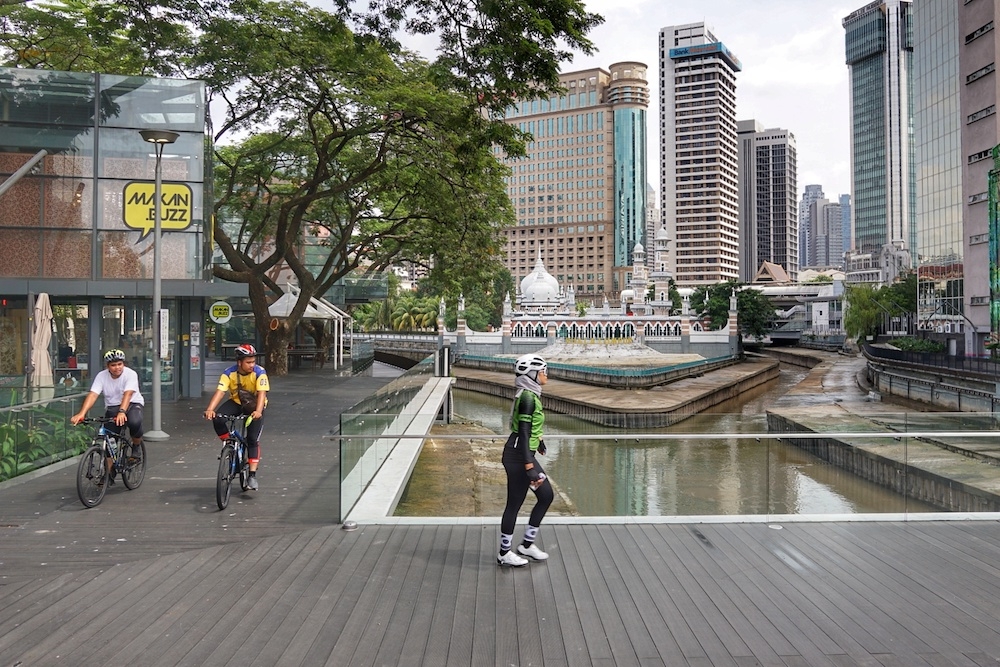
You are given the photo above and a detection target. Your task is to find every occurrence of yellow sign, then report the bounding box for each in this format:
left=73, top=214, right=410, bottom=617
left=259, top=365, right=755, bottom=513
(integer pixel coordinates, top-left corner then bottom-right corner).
left=123, top=182, right=194, bottom=239
left=210, top=301, right=233, bottom=324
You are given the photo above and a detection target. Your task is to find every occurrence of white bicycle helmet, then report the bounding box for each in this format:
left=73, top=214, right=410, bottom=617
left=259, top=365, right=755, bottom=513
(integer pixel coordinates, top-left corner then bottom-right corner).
left=514, top=353, right=547, bottom=380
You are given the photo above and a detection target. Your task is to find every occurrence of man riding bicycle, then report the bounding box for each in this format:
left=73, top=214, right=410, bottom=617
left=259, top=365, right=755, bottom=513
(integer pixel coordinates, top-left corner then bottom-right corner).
left=70, top=349, right=145, bottom=485
left=204, top=343, right=269, bottom=491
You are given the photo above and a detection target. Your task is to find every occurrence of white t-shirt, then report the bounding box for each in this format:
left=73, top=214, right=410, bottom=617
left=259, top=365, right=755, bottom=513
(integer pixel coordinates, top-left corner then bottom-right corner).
left=89, top=367, right=145, bottom=409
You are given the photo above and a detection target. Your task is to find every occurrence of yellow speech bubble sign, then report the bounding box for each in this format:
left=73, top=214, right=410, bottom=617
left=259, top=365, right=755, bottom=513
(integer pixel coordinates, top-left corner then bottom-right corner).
left=123, top=182, right=194, bottom=240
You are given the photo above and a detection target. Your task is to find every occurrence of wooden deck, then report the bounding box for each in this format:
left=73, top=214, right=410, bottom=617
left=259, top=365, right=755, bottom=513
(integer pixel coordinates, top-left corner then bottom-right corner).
left=2, top=368, right=1000, bottom=666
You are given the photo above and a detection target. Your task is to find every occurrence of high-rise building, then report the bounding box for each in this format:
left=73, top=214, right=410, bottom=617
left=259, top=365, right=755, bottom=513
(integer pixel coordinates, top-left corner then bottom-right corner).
left=959, top=0, right=999, bottom=353
left=644, top=182, right=660, bottom=274
left=659, top=22, right=742, bottom=288
left=843, top=0, right=915, bottom=284
left=808, top=199, right=844, bottom=268
left=737, top=120, right=799, bottom=282
left=798, top=184, right=825, bottom=269
left=497, top=64, right=649, bottom=301
left=839, top=193, right=853, bottom=255
left=911, top=0, right=964, bottom=349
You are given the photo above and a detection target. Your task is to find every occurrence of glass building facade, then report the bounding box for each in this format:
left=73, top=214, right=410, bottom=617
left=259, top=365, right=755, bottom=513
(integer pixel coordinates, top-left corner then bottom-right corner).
left=498, top=64, right=649, bottom=299
left=913, top=0, right=964, bottom=344
left=843, top=0, right=915, bottom=284
left=0, top=67, right=246, bottom=399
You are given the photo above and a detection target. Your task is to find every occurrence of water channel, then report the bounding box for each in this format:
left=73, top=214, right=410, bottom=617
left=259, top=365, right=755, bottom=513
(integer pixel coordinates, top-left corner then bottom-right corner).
left=436, top=362, right=940, bottom=517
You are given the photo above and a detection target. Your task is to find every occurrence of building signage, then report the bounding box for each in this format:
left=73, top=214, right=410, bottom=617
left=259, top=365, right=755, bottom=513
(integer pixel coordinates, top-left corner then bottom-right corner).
left=669, top=42, right=742, bottom=71
left=122, top=182, right=194, bottom=238
left=209, top=301, right=233, bottom=324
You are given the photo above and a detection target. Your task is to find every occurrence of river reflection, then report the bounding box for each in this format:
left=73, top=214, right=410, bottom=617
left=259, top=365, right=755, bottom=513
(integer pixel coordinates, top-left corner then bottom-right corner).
left=450, top=365, right=939, bottom=516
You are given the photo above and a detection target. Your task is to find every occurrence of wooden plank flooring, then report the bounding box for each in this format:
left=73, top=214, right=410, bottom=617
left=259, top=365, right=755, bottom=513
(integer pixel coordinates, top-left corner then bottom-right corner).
left=2, top=520, right=1000, bottom=665
left=3, top=369, right=1000, bottom=665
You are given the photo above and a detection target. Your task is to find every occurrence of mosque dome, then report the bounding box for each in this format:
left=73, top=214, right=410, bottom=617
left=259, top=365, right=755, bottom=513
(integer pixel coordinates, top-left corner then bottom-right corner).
left=520, top=255, right=561, bottom=306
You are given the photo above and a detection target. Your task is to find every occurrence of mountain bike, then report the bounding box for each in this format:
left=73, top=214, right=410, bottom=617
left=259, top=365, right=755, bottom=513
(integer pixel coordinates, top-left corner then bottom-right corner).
left=76, top=417, right=146, bottom=508
left=216, top=414, right=253, bottom=510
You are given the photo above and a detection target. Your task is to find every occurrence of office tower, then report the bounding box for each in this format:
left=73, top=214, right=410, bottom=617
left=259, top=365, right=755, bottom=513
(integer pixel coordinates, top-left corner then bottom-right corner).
left=959, top=0, right=999, bottom=352
left=644, top=182, right=660, bottom=274
left=737, top=120, right=799, bottom=283
left=799, top=184, right=825, bottom=269
left=839, top=193, right=852, bottom=255
left=659, top=22, right=741, bottom=287
left=913, top=0, right=963, bottom=347
left=843, top=0, right=914, bottom=284
left=498, top=63, right=649, bottom=301
left=808, top=199, right=844, bottom=268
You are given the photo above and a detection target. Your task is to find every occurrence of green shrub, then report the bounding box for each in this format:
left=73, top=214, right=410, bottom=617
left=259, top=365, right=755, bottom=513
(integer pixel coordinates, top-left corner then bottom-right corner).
left=889, top=337, right=946, bottom=354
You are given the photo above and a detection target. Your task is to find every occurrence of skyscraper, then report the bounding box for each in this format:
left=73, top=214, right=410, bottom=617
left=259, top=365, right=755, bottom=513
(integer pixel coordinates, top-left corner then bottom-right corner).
left=659, top=22, right=741, bottom=288
left=808, top=198, right=845, bottom=268
left=843, top=0, right=914, bottom=284
left=913, top=0, right=964, bottom=349
left=497, top=63, right=649, bottom=300
left=737, top=120, right=799, bottom=282
left=799, top=184, right=825, bottom=269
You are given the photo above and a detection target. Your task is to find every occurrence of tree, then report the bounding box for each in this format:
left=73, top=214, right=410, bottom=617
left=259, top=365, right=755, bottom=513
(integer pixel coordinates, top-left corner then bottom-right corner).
left=690, top=280, right=775, bottom=341
left=843, top=283, right=882, bottom=344
left=3, top=0, right=601, bottom=374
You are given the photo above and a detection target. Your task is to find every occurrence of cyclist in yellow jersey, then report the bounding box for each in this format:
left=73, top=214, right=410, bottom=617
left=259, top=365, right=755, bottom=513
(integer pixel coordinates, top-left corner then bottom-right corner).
left=204, top=343, right=269, bottom=490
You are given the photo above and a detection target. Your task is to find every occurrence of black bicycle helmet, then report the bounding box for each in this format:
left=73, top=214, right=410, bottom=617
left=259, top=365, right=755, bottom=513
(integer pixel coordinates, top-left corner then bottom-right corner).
left=103, top=349, right=126, bottom=363
left=234, top=343, right=257, bottom=359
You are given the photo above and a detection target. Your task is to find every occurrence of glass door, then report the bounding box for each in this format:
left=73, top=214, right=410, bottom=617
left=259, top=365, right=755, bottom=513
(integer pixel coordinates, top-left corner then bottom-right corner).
left=101, top=300, right=176, bottom=400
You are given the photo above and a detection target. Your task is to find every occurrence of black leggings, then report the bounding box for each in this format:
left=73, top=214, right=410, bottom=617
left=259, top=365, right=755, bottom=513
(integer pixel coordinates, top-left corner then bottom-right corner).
left=501, top=443, right=553, bottom=535
left=212, top=399, right=264, bottom=461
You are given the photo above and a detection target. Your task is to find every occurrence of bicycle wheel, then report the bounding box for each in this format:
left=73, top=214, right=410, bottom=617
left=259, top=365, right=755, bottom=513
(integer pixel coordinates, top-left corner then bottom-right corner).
left=77, top=445, right=108, bottom=508
left=216, top=443, right=235, bottom=510
left=122, top=440, right=146, bottom=490
left=238, top=443, right=250, bottom=491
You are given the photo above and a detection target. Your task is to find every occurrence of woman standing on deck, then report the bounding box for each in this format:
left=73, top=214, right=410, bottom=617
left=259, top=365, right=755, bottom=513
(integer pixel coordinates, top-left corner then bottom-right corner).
left=497, top=353, right=554, bottom=567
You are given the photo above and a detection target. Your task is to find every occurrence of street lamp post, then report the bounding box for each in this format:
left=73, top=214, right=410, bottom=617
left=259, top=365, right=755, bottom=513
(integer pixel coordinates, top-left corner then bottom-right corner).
left=139, top=130, right=179, bottom=441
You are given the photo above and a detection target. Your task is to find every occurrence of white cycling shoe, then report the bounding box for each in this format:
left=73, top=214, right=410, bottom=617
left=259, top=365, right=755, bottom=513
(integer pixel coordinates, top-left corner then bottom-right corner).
left=497, top=550, right=529, bottom=567
left=517, top=544, right=549, bottom=561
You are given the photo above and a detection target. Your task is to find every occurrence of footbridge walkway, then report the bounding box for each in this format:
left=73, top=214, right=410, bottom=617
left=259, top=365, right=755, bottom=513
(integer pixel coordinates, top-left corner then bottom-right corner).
left=2, top=360, right=1000, bottom=665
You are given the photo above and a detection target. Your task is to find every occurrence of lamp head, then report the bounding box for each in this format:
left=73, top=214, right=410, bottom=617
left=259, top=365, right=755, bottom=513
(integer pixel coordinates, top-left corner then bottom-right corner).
left=139, top=130, right=179, bottom=144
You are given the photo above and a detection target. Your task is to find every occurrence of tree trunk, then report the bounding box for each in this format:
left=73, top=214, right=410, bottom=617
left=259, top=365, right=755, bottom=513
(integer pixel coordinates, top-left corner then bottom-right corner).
left=264, top=323, right=292, bottom=376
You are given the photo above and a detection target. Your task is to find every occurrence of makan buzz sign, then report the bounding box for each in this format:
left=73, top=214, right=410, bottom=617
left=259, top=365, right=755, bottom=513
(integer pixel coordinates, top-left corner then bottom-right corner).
left=123, top=182, right=194, bottom=239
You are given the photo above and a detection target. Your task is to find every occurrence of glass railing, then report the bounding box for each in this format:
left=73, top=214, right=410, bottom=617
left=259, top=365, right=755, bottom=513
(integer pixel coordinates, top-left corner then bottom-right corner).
left=0, top=391, right=91, bottom=483
left=339, top=359, right=436, bottom=514
left=339, top=403, right=1000, bottom=522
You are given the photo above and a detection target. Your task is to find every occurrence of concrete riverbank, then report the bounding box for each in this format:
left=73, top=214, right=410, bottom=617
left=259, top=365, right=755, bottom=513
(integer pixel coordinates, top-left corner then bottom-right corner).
left=453, top=354, right=780, bottom=428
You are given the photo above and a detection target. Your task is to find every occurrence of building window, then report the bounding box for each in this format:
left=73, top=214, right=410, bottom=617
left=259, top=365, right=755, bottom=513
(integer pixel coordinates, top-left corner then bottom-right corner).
left=967, top=105, right=996, bottom=124
left=966, top=62, right=995, bottom=84
left=965, top=21, right=994, bottom=44
left=968, top=149, right=992, bottom=164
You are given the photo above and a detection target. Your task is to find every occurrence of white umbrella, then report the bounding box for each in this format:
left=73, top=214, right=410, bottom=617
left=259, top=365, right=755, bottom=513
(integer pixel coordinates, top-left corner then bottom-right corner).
left=30, top=293, right=54, bottom=401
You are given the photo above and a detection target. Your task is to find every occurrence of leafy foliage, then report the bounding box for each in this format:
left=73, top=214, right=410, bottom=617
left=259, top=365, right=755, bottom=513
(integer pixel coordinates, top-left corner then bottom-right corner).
left=689, top=280, right=776, bottom=341
left=2, top=0, right=599, bottom=372
left=888, top=337, right=945, bottom=354
left=843, top=273, right=918, bottom=344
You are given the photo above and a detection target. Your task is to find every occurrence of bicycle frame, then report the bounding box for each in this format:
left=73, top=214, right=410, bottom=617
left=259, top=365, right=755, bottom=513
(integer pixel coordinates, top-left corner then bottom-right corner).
left=76, top=417, right=146, bottom=508
left=216, top=414, right=252, bottom=510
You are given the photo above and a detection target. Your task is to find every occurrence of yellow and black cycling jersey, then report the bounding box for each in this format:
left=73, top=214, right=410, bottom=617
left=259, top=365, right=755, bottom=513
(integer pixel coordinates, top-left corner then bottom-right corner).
left=216, top=363, right=269, bottom=407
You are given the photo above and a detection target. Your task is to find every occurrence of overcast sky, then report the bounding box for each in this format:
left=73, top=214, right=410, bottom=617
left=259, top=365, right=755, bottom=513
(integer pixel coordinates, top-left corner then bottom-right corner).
left=310, top=0, right=859, bottom=202
left=566, top=0, right=860, bottom=203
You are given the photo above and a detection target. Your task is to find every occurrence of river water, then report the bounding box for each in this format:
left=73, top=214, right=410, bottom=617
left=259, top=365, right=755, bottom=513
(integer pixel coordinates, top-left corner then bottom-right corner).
left=447, top=363, right=940, bottom=517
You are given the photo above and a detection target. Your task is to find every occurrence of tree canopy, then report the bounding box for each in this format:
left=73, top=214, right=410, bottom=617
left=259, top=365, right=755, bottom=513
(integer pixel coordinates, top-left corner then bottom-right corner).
left=690, top=280, right=776, bottom=341
left=2, top=0, right=602, bottom=373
